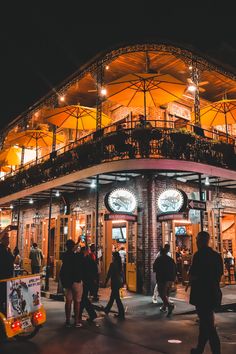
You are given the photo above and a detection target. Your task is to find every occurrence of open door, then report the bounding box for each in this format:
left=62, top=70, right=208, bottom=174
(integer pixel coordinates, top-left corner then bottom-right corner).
left=126, top=221, right=137, bottom=292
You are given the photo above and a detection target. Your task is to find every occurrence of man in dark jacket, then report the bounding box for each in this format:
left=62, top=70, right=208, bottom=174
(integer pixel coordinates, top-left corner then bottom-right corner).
left=59, top=240, right=84, bottom=327
left=0, top=227, right=14, bottom=313
left=153, top=246, right=176, bottom=316
left=189, top=231, right=223, bottom=354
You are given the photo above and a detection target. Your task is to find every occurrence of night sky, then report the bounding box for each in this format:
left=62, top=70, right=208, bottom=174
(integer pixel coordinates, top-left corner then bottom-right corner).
left=0, top=2, right=235, bottom=131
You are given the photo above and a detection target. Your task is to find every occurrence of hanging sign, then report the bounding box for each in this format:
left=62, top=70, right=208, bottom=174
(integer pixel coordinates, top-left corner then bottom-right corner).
left=105, top=188, right=137, bottom=214
left=104, top=213, right=137, bottom=222
left=157, top=188, right=188, bottom=214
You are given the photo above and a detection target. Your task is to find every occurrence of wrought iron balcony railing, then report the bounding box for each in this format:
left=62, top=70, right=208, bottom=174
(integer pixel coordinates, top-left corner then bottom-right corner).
left=0, top=119, right=235, bottom=198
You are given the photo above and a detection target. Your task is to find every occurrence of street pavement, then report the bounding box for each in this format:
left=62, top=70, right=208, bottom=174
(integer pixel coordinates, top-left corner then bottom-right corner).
left=1, top=285, right=236, bottom=354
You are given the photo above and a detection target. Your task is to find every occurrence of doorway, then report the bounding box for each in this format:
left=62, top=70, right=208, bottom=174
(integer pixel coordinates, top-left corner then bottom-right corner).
left=104, top=218, right=137, bottom=292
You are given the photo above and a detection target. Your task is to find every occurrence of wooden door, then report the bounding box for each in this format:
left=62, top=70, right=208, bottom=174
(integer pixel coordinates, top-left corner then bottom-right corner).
left=126, top=221, right=137, bottom=292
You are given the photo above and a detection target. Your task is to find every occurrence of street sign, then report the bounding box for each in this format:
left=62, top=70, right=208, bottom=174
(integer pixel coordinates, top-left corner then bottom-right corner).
left=188, top=199, right=206, bottom=211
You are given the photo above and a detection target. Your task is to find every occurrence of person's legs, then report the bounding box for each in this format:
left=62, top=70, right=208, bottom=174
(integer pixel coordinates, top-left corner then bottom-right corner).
left=157, top=282, right=169, bottom=310
left=114, top=288, right=125, bottom=318
left=152, top=283, right=159, bottom=303
left=81, top=285, right=97, bottom=320
left=104, top=289, right=115, bottom=313
left=195, top=307, right=221, bottom=354
left=72, top=282, right=83, bottom=326
left=64, top=288, right=73, bottom=325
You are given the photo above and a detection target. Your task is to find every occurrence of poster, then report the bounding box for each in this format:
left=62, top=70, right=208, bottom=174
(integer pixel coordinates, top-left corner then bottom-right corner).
left=6, top=275, right=41, bottom=319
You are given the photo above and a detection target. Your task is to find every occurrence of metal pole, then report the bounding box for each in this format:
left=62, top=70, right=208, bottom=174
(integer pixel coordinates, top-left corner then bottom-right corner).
left=95, top=175, right=99, bottom=260
left=45, top=189, right=53, bottom=291
left=16, top=199, right=21, bottom=247
left=198, top=174, right=204, bottom=231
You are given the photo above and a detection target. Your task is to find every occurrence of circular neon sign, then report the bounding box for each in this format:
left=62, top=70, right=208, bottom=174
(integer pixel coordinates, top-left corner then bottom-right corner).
left=105, top=188, right=137, bottom=214
left=157, top=189, right=187, bottom=214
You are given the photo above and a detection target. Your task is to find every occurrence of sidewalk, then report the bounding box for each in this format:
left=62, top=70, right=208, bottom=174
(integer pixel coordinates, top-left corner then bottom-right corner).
left=41, top=278, right=236, bottom=311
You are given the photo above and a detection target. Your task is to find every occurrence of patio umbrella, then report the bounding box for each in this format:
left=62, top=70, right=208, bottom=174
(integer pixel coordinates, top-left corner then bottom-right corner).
left=0, top=165, right=12, bottom=173
left=197, top=99, right=236, bottom=138
left=7, top=129, right=64, bottom=161
left=0, top=146, right=21, bottom=166
left=44, top=105, right=111, bottom=140
left=106, top=73, right=186, bottom=119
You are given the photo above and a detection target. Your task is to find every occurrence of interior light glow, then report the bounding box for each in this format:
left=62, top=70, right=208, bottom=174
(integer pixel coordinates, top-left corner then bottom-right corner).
left=55, top=190, right=60, bottom=197
left=59, top=95, right=65, bottom=102
left=29, top=198, right=34, bottom=204
left=187, top=84, right=197, bottom=93
left=101, top=88, right=107, bottom=96
left=204, top=176, right=210, bottom=186
left=90, top=180, right=96, bottom=188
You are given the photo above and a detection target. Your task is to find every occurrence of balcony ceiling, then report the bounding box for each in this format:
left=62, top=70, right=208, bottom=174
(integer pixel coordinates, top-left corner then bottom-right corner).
left=1, top=171, right=235, bottom=209
left=64, top=50, right=236, bottom=110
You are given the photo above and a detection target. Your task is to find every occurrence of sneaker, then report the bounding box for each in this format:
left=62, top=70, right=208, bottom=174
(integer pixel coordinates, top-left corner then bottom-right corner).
left=190, top=348, right=202, bottom=354
left=160, top=306, right=167, bottom=313
left=75, top=323, right=83, bottom=328
left=65, top=321, right=72, bottom=328
left=167, top=303, right=175, bottom=316
left=152, top=296, right=158, bottom=304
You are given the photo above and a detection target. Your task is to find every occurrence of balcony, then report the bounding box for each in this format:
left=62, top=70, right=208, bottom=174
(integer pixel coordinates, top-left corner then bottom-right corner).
left=0, top=119, right=235, bottom=199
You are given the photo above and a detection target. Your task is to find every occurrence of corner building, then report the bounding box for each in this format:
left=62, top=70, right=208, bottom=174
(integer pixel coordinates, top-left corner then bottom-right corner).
left=0, top=43, right=236, bottom=294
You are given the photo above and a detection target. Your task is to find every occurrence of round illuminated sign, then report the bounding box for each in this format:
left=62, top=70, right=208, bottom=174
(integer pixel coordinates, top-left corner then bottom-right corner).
left=157, top=189, right=187, bottom=214
left=105, top=188, right=137, bottom=214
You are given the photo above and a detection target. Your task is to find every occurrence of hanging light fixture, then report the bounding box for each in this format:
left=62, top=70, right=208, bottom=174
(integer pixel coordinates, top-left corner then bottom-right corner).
left=204, top=176, right=210, bottom=186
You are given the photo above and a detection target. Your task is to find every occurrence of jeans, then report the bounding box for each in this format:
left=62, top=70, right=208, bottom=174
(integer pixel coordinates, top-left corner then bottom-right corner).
left=79, top=285, right=97, bottom=319
left=105, top=287, right=125, bottom=317
left=195, top=306, right=221, bottom=354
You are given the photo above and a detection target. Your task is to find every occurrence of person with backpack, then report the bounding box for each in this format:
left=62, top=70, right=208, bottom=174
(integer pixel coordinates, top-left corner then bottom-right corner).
left=153, top=246, right=176, bottom=316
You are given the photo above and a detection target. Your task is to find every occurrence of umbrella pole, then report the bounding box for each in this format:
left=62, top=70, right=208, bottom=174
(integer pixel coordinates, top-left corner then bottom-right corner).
left=95, top=175, right=99, bottom=261
left=36, top=136, right=38, bottom=162
left=45, top=189, right=53, bottom=292
left=224, top=104, right=229, bottom=142
left=20, top=146, right=25, bottom=166
left=144, top=81, right=147, bottom=120
left=16, top=199, right=21, bottom=248
left=75, top=118, right=78, bottom=141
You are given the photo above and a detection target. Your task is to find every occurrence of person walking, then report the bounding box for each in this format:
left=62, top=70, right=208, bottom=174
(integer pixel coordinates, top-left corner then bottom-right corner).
left=189, top=231, right=223, bottom=354
left=152, top=243, right=171, bottom=304
left=29, top=243, right=44, bottom=274
left=59, top=239, right=84, bottom=328
left=0, top=226, right=14, bottom=312
left=88, top=243, right=99, bottom=301
left=103, top=251, right=125, bottom=319
left=13, top=246, right=22, bottom=276
left=79, top=246, right=97, bottom=323
left=0, top=226, right=14, bottom=280
left=153, top=246, right=176, bottom=316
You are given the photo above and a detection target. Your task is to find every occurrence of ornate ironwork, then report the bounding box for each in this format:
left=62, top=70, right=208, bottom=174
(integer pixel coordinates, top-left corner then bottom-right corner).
left=191, top=64, right=201, bottom=126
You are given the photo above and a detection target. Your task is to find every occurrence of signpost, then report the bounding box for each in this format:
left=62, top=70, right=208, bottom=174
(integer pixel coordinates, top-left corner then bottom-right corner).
left=188, top=199, right=206, bottom=211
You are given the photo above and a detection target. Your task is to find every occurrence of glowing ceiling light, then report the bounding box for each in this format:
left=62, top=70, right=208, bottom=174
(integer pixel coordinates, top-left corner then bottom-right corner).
left=55, top=190, right=60, bottom=197
left=105, top=65, right=109, bottom=70
left=90, top=180, right=96, bottom=188
left=59, top=95, right=65, bottom=102
left=29, top=198, right=34, bottom=204
left=187, top=84, right=197, bottom=93
left=101, top=88, right=107, bottom=96
left=204, top=176, right=210, bottom=186
left=10, top=204, right=14, bottom=209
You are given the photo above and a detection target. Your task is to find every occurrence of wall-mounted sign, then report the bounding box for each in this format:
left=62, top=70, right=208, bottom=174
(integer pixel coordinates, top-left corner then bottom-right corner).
left=157, top=212, right=188, bottom=221
left=188, top=199, right=206, bottom=211
left=157, top=189, right=188, bottom=214
left=105, top=188, right=137, bottom=214
left=104, top=213, right=137, bottom=222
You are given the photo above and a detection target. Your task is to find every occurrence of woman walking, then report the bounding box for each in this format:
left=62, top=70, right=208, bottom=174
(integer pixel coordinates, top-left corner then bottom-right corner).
left=103, top=251, right=125, bottom=319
